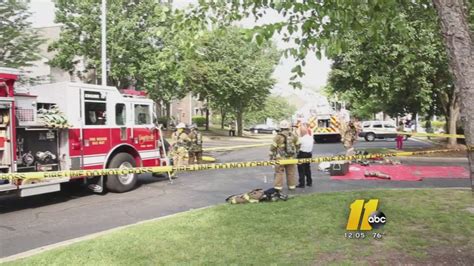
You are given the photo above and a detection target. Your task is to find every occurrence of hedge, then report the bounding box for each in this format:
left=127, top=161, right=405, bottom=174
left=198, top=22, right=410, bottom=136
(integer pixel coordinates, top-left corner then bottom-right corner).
left=192, top=116, right=206, bottom=127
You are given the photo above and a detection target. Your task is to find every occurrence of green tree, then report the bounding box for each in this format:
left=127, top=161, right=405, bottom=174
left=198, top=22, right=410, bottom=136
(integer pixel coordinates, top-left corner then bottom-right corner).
left=182, top=27, right=280, bottom=136
left=0, top=0, right=43, bottom=68
left=325, top=3, right=458, bottom=143
left=245, top=96, right=296, bottom=127
left=193, top=0, right=474, bottom=190
left=50, top=0, right=194, bottom=112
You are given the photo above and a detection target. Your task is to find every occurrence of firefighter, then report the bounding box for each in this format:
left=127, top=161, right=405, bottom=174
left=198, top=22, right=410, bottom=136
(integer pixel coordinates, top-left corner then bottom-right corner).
left=170, top=122, right=191, bottom=173
left=291, top=122, right=298, bottom=135
left=292, top=120, right=301, bottom=135
left=188, top=124, right=203, bottom=164
left=340, top=117, right=360, bottom=156
left=269, top=120, right=300, bottom=191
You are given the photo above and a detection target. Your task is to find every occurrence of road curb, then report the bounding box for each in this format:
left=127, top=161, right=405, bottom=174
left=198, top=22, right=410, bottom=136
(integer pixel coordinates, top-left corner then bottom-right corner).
left=411, top=137, right=446, bottom=146
left=203, top=142, right=271, bottom=152
left=0, top=205, right=215, bottom=263
left=396, top=156, right=468, bottom=163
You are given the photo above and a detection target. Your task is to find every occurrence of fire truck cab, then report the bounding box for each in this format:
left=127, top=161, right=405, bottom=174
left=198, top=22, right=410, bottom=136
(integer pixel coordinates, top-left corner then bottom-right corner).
left=0, top=67, right=169, bottom=197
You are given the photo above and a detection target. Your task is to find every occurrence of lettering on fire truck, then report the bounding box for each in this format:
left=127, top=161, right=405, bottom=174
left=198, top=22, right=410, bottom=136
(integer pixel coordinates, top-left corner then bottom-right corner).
left=0, top=67, right=168, bottom=197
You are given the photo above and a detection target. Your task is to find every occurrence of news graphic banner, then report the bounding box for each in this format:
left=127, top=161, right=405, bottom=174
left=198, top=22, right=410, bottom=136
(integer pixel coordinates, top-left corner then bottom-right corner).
left=0, top=147, right=472, bottom=181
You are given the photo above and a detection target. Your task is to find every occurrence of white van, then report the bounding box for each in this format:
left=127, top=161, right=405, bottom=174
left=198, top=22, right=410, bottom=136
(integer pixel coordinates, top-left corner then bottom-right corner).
left=358, top=121, right=409, bottom=142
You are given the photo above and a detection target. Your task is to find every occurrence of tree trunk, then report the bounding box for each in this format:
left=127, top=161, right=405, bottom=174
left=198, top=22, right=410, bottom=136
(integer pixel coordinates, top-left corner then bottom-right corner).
left=446, top=94, right=460, bottom=146
left=432, top=0, right=474, bottom=190
left=426, top=101, right=435, bottom=132
left=236, top=108, right=243, bottom=136
left=205, top=107, right=210, bottom=131
left=411, top=112, right=417, bottom=131
left=206, top=98, right=209, bottom=131
left=425, top=118, right=432, bottom=131
left=165, top=101, right=171, bottom=129
left=156, top=101, right=162, bottom=117
left=220, top=107, right=226, bottom=129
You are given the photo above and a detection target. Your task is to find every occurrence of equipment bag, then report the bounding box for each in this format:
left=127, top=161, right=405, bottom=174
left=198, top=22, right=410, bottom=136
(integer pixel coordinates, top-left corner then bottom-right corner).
left=262, top=188, right=288, bottom=202
left=226, top=189, right=265, bottom=204
left=226, top=188, right=288, bottom=204
left=329, top=161, right=350, bottom=176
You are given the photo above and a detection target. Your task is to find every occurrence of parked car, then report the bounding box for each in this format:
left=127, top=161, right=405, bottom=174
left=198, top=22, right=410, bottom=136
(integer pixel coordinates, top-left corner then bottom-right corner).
left=248, top=124, right=279, bottom=134
left=358, top=121, right=410, bottom=141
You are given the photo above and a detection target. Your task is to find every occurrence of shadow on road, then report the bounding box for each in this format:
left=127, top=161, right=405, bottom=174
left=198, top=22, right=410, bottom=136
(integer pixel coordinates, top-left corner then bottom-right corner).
left=0, top=176, right=169, bottom=214
left=0, top=182, right=95, bottom=214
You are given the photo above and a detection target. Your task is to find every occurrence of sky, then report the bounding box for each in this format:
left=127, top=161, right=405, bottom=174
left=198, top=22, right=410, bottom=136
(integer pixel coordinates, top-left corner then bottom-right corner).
left=27, top=0, right=332, bottom=91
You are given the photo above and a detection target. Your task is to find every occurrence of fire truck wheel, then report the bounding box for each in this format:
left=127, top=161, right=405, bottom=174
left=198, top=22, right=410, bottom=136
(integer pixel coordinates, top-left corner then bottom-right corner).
left=106, top=153, right=138, bottom=193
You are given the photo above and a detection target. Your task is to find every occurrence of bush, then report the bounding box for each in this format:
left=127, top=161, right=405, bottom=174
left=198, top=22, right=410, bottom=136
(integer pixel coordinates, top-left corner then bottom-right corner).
left=431, top=120, right=445, bottom=130
left=157, top=116, right=170, bottom=127
left=192, top=116, right=206, bottom=127
left=421, top=120, right=445, bottom=130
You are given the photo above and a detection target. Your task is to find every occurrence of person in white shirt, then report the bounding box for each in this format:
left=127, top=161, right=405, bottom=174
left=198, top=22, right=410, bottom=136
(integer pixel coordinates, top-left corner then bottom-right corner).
left=296, top=125, right=314, bottom=188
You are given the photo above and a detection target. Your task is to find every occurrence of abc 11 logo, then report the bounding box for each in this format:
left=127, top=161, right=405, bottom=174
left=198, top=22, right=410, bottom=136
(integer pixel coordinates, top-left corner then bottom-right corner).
left=346, top=199, right=386, bottom=231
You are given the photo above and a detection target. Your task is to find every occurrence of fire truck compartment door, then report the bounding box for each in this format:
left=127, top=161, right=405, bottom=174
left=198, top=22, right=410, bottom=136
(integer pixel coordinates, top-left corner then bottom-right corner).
left=19, top=178, right=69, bottom=197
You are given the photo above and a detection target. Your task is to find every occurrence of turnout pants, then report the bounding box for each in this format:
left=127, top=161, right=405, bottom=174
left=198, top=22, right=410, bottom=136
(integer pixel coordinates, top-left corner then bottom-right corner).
left=274, top=164, right=297, bottom=190
left=343, top=140, right=356, bottom=156
left=171, top=148, right=189, bottom=177
left=297, top=151, right=312, bottom=186
left=172, top=154, right=189, bottom=167
left=189, top=151, right=203, bottom=164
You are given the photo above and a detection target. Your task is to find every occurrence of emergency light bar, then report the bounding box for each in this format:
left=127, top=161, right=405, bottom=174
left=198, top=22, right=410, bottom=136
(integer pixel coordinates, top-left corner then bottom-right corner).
left=120, top=89, right=147, bottom=98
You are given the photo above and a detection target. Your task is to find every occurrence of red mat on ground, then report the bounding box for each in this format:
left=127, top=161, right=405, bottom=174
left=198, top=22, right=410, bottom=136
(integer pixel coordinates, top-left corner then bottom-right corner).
left=330, top=165, right=469, bottom=181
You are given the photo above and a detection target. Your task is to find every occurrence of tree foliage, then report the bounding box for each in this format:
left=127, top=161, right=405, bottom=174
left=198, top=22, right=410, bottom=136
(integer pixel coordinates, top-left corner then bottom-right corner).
left=50, top=0, right=197, bottom=104
left=0, top=0, right=43, bottom=68
left=182, top=27, right=280, bottom=135
left=244, top=96, right=296, bottom=126
left=191, top=1, right=472, bottom=89
left=192, top=1, right=434, bottom=85
left=326, top=3, right=454, bottom=121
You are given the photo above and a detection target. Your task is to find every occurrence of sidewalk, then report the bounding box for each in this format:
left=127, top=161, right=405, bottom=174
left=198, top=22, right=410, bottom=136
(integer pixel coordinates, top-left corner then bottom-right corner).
left=164, top=128, right=274, bottom=147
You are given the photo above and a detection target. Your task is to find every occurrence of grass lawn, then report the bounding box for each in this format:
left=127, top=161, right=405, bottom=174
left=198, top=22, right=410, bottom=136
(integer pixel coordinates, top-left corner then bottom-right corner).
left=6, top=189, right=473, bottom=265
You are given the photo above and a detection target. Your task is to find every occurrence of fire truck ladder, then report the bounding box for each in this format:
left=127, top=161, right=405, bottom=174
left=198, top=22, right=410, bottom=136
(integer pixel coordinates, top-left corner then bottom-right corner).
left=158, top=126, right=173, bottom=183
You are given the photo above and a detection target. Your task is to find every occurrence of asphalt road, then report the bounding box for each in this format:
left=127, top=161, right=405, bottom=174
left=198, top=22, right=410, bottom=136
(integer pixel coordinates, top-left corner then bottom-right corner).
left=0, top=138, right=470, bottom=258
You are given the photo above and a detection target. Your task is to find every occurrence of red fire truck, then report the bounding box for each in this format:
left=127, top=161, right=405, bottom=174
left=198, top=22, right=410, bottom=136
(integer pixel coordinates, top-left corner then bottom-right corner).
left=0, top=67, right=169, bottom=197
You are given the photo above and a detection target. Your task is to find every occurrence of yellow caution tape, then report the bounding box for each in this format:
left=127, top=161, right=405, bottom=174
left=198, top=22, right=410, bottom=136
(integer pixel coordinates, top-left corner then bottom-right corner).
left=396, top=131, right=465, bottom=138
left=0, top=147, right=472, bottom=180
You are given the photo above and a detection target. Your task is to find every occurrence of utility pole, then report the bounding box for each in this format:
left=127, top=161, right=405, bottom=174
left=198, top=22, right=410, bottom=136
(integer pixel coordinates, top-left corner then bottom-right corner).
left=101, top=0, right=107, bottom=87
